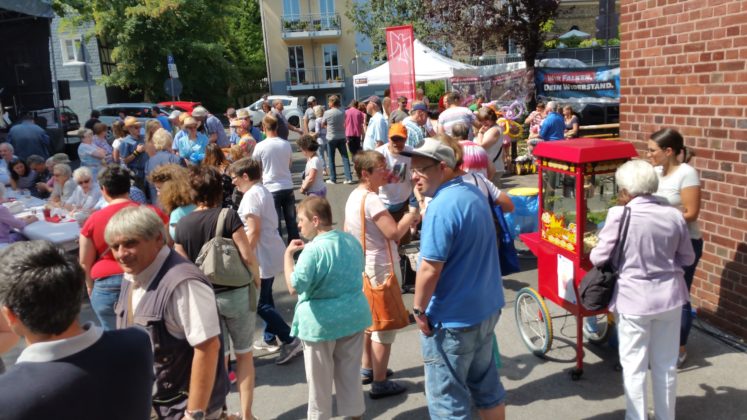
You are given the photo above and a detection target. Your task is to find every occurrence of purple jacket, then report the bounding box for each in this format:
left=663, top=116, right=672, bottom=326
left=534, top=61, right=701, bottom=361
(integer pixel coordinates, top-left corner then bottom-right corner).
left=590, top=195, right=695, bottom=315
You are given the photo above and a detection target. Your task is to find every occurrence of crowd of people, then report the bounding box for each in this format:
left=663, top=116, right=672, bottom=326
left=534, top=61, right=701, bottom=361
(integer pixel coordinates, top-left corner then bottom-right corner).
left=0, top=89, right=703, bottom=420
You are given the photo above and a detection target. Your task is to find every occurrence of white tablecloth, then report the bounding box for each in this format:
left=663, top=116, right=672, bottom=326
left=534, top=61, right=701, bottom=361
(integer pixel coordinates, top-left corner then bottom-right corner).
left=4, top=191, right=81, bottom=250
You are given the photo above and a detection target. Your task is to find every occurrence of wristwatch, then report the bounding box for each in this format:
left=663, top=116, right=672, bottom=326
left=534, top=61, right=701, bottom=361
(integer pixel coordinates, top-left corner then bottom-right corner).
left=185, top=409, right=206, bottom=420
left=413, top=307, right=426, bottom=317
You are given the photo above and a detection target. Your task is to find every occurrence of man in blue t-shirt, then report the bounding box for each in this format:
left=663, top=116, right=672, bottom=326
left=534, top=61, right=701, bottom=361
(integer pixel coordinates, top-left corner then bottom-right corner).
left=0, top=240, right=153, bottom=419
left=539, top=101, right=566, bottom=141
left=403, top=138, right=506, bottom=419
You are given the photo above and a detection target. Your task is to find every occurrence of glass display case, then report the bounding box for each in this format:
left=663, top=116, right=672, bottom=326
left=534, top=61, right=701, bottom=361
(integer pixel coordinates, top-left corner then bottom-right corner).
left=516, top=139, right=638, bottom=378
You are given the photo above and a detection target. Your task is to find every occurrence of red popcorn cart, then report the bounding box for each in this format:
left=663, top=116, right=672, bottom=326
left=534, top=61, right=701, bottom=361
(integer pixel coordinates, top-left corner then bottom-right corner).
left=516, top=138, right=638, bottom=380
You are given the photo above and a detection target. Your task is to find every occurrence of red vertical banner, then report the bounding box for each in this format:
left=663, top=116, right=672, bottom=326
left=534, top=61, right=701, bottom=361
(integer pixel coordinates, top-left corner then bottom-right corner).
left=386, top=25, right=416, bottom=113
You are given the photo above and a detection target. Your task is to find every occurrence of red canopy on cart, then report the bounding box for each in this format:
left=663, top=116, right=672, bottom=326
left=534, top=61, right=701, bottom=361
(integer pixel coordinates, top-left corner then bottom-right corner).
left=533, top=138, right=638, bottom=163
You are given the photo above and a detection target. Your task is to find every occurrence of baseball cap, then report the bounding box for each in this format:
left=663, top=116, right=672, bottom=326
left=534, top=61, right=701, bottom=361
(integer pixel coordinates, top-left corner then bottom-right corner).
left=411, top=102, right=428, bottom=112
left=388, top=123, right=407, bottom=140
left=123, top=116, right=141, bottom=128
left=229, top=118, right=243, bottom=128
left=191, top=106, right=208, bottom=118
left=364, top=95, right=381, bottom=107
left=400, top=137, right=456, bottom=168
left=168, top=110, right=182, bottom=120
left=307, top=96, right=316, bottom=103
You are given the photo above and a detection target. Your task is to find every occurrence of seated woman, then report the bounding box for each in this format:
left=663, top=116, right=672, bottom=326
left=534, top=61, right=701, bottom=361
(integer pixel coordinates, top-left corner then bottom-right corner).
left=563, top=105, right=579, bottom=139
left=9, top=158, right=36, bottom=192
left=64, top=166, right=102, bottom=212
left=0, top=184, right=37, bottom=244
left=49, top=163, right=76, bottom=204
left=590, top=159, right=694, bottom=420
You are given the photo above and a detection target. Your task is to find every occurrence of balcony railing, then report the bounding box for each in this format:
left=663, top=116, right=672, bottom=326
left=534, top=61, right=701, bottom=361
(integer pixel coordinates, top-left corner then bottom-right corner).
left=281, top=13, right=342, bottom=39
left=286, top=66, right=345, bottom=91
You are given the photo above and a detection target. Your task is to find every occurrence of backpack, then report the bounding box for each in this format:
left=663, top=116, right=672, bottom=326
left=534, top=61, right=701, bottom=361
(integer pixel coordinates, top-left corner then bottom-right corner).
left=195, top=208, right=253, bottom=288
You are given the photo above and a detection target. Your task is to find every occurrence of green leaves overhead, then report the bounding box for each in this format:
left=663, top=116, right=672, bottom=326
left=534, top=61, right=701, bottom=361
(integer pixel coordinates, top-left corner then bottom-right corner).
left=54, top=0, right=266, bottom=110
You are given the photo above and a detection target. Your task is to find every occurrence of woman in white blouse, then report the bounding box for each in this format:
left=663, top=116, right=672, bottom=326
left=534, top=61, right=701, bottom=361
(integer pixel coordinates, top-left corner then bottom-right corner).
left=647, top=128, right=702, bottom=368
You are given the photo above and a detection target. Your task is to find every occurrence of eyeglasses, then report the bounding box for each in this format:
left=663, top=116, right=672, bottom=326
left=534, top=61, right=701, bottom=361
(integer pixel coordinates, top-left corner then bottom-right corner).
left=410, top=162, right=439, bottom=176
left=78, top=179, right=91, bottom=185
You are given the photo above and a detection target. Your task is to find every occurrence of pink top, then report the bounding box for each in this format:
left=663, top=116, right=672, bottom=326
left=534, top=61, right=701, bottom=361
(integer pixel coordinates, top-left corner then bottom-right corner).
left=590, top=195, right=695, bottom=315
left=345, top=107, right=365, bottom=137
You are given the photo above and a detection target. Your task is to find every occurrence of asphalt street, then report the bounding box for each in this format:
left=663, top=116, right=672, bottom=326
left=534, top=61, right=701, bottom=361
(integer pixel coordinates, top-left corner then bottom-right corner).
left=3, top=138, right=746, bottom=419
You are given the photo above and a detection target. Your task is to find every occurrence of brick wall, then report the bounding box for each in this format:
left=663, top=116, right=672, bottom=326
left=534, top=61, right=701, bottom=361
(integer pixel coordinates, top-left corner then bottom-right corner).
left=619, top=0, right=747, bottom=338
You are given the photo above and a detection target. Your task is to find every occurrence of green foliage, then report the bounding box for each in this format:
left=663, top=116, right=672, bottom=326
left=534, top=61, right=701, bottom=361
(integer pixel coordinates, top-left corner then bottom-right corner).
left=487, top=0, right=562, bottom=68
left=344, top=0, right=429, bottom=62
left=420, top=81, right=445, bottom=104
left=54, top=0, right=266, bottom=111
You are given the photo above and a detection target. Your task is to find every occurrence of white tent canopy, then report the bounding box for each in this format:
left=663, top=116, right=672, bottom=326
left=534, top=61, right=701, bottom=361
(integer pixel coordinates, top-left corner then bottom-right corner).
left=353, top=40, right=477, bottom=87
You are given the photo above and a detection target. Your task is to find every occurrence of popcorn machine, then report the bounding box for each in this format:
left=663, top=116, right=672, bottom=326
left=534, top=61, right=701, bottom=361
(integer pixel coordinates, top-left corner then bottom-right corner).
left=516, top=138, right=638, bottom=379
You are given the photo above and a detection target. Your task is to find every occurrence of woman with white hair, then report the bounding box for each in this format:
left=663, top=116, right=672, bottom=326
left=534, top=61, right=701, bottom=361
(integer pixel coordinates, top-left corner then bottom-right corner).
left=64, top=166, right=101, bottom=211
left=77, top=128, right=106, bottom=176
left=590, top=159, right=695, bottom=420
left=145, top=128, right=181, bottom=202
left=50, top=163, right=76, bottom=204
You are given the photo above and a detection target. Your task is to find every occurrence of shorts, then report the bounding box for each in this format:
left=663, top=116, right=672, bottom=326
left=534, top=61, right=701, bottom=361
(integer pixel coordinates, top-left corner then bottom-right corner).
left=215, top=286, right=256, bottom=354
left=421, top=311, right=506, bottom=418
left=364, top=263, right=403, bottom=345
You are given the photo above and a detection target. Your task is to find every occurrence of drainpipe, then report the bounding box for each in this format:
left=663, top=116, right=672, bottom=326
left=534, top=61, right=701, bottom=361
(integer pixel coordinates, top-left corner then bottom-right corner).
left=48, top=18, right=60, bottom=111
left=259, top=0, right=273, bottom=94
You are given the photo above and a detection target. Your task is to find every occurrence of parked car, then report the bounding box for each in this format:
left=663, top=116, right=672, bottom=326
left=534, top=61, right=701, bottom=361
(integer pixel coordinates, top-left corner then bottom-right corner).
left=578, top=102, right=619, bottom=125
left=95, top=102, right=169, bottom=125
left=29, top=106, right=80, bottom=133
left=242, top=95, right=303, bottom=128
left=95, top=103, right=169, bottom=140
left=158, top=101, right=202, bottom=114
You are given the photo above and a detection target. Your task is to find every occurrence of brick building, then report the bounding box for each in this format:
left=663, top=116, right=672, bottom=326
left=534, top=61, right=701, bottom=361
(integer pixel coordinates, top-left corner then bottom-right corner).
left=619, top=0, right=747, bottom=338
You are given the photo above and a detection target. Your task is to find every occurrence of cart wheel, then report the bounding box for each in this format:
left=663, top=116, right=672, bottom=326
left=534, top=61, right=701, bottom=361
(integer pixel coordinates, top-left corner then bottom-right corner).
left=514, top=287, right=553, bottom=356
left=582, top=313, right=611, bottom=344
left=570, top=368, right=583, bottom=381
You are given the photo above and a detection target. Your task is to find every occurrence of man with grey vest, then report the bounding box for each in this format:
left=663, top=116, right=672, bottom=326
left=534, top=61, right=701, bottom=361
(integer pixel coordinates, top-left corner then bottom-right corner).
left=106, top=206, right=229, bottom=420
left=0, top=240, right=154, bottom=419
left=322, top=94, right=353, bottom=184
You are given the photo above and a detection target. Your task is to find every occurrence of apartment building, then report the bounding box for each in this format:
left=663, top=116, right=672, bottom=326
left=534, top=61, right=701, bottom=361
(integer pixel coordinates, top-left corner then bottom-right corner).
left=258, top=0, right=365, bottom=103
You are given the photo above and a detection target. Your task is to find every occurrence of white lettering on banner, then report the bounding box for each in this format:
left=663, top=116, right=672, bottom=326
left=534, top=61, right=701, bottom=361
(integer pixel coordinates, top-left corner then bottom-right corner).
left=544, top=82, right=615, bottom=91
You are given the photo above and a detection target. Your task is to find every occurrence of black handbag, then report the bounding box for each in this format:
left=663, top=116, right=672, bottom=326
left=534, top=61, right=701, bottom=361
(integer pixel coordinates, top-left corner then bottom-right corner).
left=579, top=206, right=631, bottom=311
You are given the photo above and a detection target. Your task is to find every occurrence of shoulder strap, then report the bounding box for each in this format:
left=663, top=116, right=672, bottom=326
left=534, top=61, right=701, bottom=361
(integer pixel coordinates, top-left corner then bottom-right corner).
left=359, top=192, right=367, bottom=255
left=611, top=206, right=632, bottom=268
left=359, top=191, right=395, bottom=270
left=214, top=208, right=228, bottom=239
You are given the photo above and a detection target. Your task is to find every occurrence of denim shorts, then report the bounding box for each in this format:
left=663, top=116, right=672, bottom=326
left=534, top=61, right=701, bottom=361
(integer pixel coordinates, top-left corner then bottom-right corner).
left=216, top=286, right=256, bottom=354
left=420, top=310, right=506, bottom=419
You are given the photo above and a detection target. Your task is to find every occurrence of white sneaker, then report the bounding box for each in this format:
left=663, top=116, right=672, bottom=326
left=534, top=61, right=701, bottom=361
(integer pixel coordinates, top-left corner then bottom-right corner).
left=343, top=180, right=354, bottom=184
left=253, top=338, right=280, bottom=353
left=325, top=180, right=335, bottom=184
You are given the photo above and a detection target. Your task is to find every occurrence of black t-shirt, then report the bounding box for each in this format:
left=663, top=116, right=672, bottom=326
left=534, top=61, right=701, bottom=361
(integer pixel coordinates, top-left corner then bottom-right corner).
left=174, top=207, right=244, bottom=263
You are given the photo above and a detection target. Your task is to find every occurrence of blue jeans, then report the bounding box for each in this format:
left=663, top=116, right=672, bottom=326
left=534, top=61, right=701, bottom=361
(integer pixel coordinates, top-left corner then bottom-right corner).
left=681, top=238, right=704, bottom=346
left=258, top=277, right=293, bottom=344
left=327, top=138, right=352, bottom=182
left=420, top=311, right=506, bottom=419
left=90, top=274, right=123, bottom=331
left=271, top=189, right=299, bottom=243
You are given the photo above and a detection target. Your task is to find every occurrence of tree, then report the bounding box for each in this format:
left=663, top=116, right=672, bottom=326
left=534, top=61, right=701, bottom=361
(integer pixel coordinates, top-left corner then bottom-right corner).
left=54, top=0, right=266, bottom=110
left=492, top=0, right=561, bottom=69
left=345, top=0, right=430, bottom=62
left=425, top=0, right=502, bottom=57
